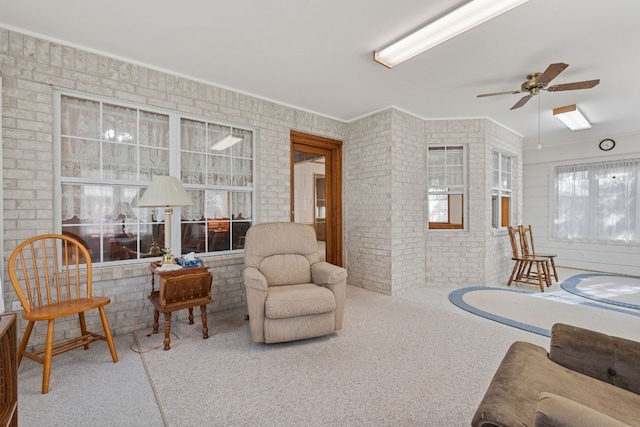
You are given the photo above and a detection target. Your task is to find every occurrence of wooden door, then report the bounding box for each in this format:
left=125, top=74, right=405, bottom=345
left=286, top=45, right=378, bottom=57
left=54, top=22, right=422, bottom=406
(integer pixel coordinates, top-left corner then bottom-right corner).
left=291, top=131, right=343, bottom=266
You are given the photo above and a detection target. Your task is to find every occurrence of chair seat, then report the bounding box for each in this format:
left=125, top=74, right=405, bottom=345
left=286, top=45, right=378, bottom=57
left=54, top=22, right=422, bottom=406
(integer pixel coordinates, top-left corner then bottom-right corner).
left=23, top=297, right=111, bottom=321
left=265, top=284, right=336, bottom=319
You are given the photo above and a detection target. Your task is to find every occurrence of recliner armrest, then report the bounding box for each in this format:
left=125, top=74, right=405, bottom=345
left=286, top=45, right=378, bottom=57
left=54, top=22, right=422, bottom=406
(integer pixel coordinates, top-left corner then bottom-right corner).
left=550, top=323, right=640, bottom=395
left=244, top=267, right=268, bottom=291
left=311, top=262, right=347, bottom=286
left=534, top=392, right=631, bottom=427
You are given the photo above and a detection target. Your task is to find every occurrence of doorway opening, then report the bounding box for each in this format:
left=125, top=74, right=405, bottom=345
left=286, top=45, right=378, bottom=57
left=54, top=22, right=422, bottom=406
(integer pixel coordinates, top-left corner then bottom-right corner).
left=291, top=131, right=343, bottom=266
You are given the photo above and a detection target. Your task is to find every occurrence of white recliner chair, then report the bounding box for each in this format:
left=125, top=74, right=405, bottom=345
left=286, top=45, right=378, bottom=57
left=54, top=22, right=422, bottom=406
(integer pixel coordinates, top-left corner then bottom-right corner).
left=243, top=222, right=347, bottom=343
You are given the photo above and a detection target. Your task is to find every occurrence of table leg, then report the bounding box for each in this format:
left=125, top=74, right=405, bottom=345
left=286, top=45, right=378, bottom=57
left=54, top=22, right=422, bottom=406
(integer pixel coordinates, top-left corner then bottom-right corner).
left=200, top=305, right=209, bottom=339
left=188, top=307, right=194, bottom=324
left=163, top=312, right=172, bottom=351
left=152, top=310, right=159, bottom=334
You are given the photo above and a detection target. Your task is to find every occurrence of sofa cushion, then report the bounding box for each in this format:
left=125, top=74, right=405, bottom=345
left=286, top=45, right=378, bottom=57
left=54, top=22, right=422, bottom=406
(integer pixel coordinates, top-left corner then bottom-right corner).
left=534, top=392, right=631, bottom=427
left=472, top=341, right=640, bottom=427
left=265, top=284, right=336, bottom=319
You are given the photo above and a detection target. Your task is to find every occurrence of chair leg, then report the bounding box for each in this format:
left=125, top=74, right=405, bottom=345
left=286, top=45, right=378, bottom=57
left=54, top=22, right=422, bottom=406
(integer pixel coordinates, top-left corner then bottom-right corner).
left=508, top=260, right=521, bottom=286
left=535, top=261, right=545, bottom=292
left=78, top=311, right=90, bottom=350
left=42, top=319, right=55, bottom=394
left=98, top=306, right=119, bottom=363
left=549, top=257, right=559, bottom=282
left=17, top=320, right=34, bottom=367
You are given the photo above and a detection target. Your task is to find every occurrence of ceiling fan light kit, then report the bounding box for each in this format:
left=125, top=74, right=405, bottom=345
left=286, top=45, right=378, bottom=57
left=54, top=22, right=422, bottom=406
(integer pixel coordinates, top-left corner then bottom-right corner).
left=373, top=0, right=530, bottom=68
left=553, top=104, right=592, bottom=131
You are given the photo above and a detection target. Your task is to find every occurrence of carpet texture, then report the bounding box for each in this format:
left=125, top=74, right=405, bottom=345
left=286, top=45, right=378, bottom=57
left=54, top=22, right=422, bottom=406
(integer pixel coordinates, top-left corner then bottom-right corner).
left=449, top=278, right=640, bottom=341
left=133, top=285, right=546, bottom=426
left=17, top=284, right=552, bottom=426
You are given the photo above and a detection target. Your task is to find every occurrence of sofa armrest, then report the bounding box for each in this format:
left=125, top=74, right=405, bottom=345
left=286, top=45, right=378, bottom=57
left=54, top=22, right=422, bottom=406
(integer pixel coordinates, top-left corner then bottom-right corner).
left=244, top=267, right=267, bottom=291
left=534, top=392, right=631, bottom=427
left=550, top=323, right=640, bottom=395
left=243, top=267, right=268, bottom=343
left=311, top=262, right=347, bottom=286
left=311, top=262, right=347, bottom=329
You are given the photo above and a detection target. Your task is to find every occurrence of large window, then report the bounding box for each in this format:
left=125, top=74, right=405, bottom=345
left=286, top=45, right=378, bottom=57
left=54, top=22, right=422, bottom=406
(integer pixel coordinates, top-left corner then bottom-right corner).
left=492, top=151, right=512, bottom=229
left=57, top=92, right=254, bottom=264
left=554, top=159, right=640, bottom=243
left=427, top=146, right=465, bottom=229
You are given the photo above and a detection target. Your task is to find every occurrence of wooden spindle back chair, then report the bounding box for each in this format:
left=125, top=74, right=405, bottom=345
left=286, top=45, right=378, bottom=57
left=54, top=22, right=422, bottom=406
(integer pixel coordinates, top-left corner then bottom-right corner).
left=8, top=234, right=118, bottom=394
left=507, top=226, right=551, bottom=292
left=518, top=225, right=559, bottom=282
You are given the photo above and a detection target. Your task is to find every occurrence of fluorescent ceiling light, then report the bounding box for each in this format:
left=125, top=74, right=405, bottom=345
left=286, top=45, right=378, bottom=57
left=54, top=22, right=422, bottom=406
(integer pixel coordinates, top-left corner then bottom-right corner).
left=210, top=135, right=242, bottom=151
left=553, top=104, right=592, bottom=131
left=373, top=0, right=530, bottom=68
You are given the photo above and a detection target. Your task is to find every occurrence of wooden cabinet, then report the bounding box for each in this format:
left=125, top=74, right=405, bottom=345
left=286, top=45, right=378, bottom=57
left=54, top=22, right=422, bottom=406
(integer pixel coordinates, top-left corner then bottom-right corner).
left=148, top=263, right=213, bottom=350
left=0, top=313, right=17, bottom=427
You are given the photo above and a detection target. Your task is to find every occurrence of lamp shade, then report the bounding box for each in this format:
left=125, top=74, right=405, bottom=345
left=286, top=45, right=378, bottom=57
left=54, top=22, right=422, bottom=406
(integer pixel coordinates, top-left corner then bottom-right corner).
left=137, top=176, right=193, bottom=207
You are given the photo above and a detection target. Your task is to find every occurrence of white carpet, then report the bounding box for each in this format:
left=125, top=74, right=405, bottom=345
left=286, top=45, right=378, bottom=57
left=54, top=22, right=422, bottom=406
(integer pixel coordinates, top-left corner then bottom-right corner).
left=17, top=333, right=164, bottom=426
left=17, top=283, right=555, bottom=426
left=135, top=285, right=547, bottom=426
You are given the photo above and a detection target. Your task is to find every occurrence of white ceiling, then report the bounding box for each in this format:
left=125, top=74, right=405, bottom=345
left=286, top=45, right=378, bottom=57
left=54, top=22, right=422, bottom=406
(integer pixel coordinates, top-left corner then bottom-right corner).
left=2, top=0, right=639, bottom=150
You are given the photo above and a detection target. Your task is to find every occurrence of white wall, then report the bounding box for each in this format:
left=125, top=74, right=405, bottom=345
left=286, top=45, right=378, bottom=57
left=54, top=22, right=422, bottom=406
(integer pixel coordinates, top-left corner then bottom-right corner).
left=293, top=161, right=324, bottom=224
left=523, top=133, right=640, bottom=275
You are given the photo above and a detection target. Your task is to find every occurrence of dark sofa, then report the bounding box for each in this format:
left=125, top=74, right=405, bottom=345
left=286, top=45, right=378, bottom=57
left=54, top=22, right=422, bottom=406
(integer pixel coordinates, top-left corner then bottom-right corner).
left=473, top=323, right=640, bottom=427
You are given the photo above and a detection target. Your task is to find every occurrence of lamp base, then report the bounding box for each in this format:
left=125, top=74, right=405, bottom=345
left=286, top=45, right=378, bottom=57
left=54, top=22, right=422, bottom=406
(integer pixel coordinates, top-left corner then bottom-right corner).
left=161, top=248, right=177, bottom=265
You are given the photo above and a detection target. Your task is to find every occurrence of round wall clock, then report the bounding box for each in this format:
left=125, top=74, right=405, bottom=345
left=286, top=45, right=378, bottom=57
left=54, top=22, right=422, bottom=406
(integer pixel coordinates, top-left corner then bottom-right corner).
left=599, top=139, right=615, bottom=151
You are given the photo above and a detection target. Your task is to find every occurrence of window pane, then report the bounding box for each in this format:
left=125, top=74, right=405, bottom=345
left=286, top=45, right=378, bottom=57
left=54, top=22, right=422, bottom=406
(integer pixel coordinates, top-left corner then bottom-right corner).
left=60, top=93, right=255, bottom=264
left=181, top=119, right=207, bottom=152
left=182, top=151, right=206, bottom=184
left=140, top=147, right=169, bottom=181
left=140, top=110, right=170, bottom=148
left=208, top=155, right=231, bottom=185
left=61, top=138, right=100, bottom=179
left=428, top=194, right=448, bottom=222
left=103, top=103, right=137, bottom=144
left=61, top=97, right=100, bottom=139
left=103, top=141, right=137, bottom=181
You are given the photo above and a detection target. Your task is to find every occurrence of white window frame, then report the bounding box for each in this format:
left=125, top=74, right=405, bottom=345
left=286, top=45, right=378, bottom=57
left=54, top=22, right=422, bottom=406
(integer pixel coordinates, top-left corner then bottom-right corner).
left=427, top=145, right=467, bottom=230
left=54, top=90, right=256, bottom=266
left=491, top=151, right=513, bottom=229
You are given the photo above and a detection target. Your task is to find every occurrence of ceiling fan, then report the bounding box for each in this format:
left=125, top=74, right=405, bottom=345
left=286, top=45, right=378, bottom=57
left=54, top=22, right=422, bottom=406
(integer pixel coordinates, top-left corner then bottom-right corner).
left=477, top=62, right=600, bottom=110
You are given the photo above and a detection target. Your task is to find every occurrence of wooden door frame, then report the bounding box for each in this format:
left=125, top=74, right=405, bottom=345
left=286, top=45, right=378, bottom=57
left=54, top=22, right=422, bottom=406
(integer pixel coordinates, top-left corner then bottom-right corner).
left=290, top=130, right=343, bottom=266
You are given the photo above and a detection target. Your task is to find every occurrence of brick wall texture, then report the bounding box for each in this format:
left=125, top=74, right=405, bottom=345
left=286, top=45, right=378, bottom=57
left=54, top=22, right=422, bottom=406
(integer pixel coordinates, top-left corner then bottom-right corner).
left=1, top=28, right=521, bottom=345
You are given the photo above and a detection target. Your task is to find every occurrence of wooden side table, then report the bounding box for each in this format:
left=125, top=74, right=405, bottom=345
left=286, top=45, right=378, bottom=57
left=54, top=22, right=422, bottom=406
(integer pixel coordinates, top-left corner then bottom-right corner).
left=148, top=263, right=213, bottom=350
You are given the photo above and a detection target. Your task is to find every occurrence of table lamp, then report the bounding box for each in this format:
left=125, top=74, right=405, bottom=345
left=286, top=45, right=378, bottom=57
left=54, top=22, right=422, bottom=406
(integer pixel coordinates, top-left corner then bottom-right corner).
left=137, top=176, right=193, bottom=264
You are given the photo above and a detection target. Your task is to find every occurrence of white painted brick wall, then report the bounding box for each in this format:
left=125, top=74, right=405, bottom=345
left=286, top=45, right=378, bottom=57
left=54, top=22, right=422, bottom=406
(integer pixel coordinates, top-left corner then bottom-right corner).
left=0, top=28, right=346, bottom=344
left=347, top=112, right=522, bottom=291
left=1, top=28, right=522, bottom=345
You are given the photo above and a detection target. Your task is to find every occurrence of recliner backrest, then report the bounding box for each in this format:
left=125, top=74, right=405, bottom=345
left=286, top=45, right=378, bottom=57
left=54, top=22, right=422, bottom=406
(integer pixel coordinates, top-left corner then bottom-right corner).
left=244, top=222, right=320, bottom=287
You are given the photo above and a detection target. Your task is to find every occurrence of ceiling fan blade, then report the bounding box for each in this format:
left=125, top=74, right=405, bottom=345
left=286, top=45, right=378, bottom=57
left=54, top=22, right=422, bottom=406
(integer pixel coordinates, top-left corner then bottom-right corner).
left=537, top=62, right=569, bottom=85
left=477, top=90, right=521, bottom=98
left=546, top=79, right=600, bottom=92
left=510, top=94, right=533, bottom=110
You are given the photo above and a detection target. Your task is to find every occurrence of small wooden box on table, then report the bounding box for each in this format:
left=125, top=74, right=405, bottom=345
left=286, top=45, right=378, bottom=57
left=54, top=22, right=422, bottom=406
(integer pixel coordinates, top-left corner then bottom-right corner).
left=148, top=262, right=213, bottom=350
